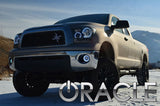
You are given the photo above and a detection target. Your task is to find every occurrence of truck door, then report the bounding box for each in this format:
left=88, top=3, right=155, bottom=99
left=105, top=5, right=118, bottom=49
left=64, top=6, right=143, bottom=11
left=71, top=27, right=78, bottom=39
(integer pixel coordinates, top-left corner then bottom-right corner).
left=123, top=28, right=141, bottom=67
left=111, top=17, right=130, bottom=68
left=113, top=29, right=131, bottom=68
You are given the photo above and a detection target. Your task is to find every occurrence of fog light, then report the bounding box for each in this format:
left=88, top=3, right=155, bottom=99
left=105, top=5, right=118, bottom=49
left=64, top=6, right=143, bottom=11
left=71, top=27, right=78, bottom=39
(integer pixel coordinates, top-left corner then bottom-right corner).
left=83, top=55, right=90, bottom=63
left=9, top=57, right=13, bottom=65
left=78, top=54, right=90, bottom=64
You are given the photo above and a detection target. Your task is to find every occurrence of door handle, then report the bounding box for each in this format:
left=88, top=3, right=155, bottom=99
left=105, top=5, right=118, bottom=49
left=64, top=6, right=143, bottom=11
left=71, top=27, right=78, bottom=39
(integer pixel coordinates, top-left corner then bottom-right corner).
left=124, top=37, right=128, bottom=41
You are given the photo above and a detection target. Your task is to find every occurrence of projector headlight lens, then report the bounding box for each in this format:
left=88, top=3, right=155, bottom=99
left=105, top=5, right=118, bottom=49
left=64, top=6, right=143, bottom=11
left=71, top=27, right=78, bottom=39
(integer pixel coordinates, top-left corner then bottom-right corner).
left=82, top=27, right=93, bottom=38
left=74, top=32, right=82, bottom=39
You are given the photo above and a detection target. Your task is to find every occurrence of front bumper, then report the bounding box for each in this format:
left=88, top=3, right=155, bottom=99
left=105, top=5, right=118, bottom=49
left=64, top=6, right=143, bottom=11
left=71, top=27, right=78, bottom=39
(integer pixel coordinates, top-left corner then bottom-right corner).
left=9, top=50, right=99, bottom=73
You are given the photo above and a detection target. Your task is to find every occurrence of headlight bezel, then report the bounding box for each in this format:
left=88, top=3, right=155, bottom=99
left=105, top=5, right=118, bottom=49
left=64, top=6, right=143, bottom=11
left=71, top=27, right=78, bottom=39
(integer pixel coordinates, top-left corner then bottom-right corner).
left=14, top=33, right=22, bottom=48
left=82, top=27, right=93, bottom=39
left=74, top=32, right=82, bottom=39
left=73, top=26, right=95, bottom=40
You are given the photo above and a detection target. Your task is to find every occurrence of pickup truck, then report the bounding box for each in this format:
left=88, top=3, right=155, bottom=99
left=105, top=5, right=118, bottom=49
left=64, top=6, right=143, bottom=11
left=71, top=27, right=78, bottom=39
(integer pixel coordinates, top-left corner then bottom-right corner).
left=9, top=14, right=149, bottom=98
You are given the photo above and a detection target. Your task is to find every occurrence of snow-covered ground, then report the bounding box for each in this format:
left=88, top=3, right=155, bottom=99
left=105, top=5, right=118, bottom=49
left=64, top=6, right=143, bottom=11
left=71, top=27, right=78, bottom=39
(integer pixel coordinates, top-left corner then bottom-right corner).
left=0, top=70, right=160, bottom=106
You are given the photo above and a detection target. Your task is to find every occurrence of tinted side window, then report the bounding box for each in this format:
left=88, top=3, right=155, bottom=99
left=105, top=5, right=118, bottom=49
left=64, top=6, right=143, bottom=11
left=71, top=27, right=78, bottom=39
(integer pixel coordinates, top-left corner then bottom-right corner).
left=111, top=17, right=123, bottom=33
left=116, top=29, right=123, bottom=33
left=111, top=17, right=118, bottom=25
left=123, top=28, right=130, bottom=36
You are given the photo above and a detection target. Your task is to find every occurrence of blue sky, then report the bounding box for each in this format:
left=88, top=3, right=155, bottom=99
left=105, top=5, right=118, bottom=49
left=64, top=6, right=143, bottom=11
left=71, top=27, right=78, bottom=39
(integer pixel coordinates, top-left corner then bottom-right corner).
left=0, top=0, right=160, bottom=38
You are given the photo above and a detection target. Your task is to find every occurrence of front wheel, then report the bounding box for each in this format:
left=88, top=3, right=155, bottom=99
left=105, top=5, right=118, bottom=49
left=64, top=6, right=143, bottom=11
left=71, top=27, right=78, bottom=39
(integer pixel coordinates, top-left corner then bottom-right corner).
left=136, top=61, right=149, bottom=85
left=90, top=58, right=119, bottom=101
left=13, top=71, right=49, bottom=96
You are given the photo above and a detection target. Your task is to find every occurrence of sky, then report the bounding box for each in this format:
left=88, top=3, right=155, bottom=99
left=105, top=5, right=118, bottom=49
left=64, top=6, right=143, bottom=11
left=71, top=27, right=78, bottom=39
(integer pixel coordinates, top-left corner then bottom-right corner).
left=0, top=0, right=160, bottom=39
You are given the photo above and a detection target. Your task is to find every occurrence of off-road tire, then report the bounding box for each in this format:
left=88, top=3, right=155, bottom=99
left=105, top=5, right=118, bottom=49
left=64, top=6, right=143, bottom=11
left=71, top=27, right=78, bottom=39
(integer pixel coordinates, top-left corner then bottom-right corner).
left=136, top=61, right=149, bottom=85
left=90, top=58, right=119, bottom=101
left=13, top=71, right=49, bottom=97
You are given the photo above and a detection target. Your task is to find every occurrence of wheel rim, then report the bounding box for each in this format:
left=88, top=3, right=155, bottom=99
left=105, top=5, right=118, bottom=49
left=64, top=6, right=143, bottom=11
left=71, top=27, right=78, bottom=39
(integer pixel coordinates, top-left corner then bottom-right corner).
left=98, top=60, right=118, bottom=91
left=24, top=73, right=44, bottom=88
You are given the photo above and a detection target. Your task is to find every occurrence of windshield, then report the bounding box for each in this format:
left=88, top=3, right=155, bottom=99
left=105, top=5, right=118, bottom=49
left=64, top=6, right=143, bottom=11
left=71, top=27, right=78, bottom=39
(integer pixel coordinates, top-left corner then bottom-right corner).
left=55, top=14, right=109, bottom=25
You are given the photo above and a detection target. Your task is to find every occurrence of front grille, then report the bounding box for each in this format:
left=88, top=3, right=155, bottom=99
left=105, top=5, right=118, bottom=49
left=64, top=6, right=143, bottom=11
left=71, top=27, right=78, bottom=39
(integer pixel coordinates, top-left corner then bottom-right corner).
left=21, top=30, right=65, bottom=47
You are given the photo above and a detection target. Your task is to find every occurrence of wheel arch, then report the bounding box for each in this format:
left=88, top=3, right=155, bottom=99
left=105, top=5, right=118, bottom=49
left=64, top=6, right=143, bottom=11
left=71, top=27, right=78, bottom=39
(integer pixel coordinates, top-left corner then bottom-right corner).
left=99, top=41, right=115, bottom=62
left=143, top=54, right=148, bottom=64
left=99, top=42, right=120, bottom=77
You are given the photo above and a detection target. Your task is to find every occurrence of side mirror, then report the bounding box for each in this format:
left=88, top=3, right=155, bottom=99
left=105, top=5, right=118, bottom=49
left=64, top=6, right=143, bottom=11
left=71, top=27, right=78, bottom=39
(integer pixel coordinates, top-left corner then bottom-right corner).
left=111, top=20, right=129, bottom=29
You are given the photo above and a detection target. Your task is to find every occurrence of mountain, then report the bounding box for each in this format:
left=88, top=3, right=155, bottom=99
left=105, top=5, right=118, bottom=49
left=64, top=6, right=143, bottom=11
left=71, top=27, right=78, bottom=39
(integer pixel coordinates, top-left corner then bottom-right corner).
left=0, top=35, right=13, bottom=79
left=132, top=30, right=160, bottom=63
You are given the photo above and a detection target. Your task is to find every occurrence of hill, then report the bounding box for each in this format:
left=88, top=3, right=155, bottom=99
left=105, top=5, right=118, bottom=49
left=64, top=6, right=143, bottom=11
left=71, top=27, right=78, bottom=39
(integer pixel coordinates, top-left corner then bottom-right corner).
left=132, top=30, right=160, bottom=63
left=0, top=35, right=13, bottom=79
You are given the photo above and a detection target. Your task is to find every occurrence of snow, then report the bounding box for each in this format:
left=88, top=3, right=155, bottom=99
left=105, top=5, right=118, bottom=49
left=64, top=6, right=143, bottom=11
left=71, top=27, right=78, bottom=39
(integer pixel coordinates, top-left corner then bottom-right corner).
left=0, top=70, right=160, bottom=106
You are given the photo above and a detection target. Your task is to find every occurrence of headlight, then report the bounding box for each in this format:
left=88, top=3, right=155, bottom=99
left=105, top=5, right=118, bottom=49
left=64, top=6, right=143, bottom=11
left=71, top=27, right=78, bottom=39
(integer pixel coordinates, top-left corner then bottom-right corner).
left=82, top=27, right=93, bottom=38
left=73, top=27, right=94, bottom=39
left=74, top=32, right=82, bottom=39
left=14, top=33, right=22, bottom=47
